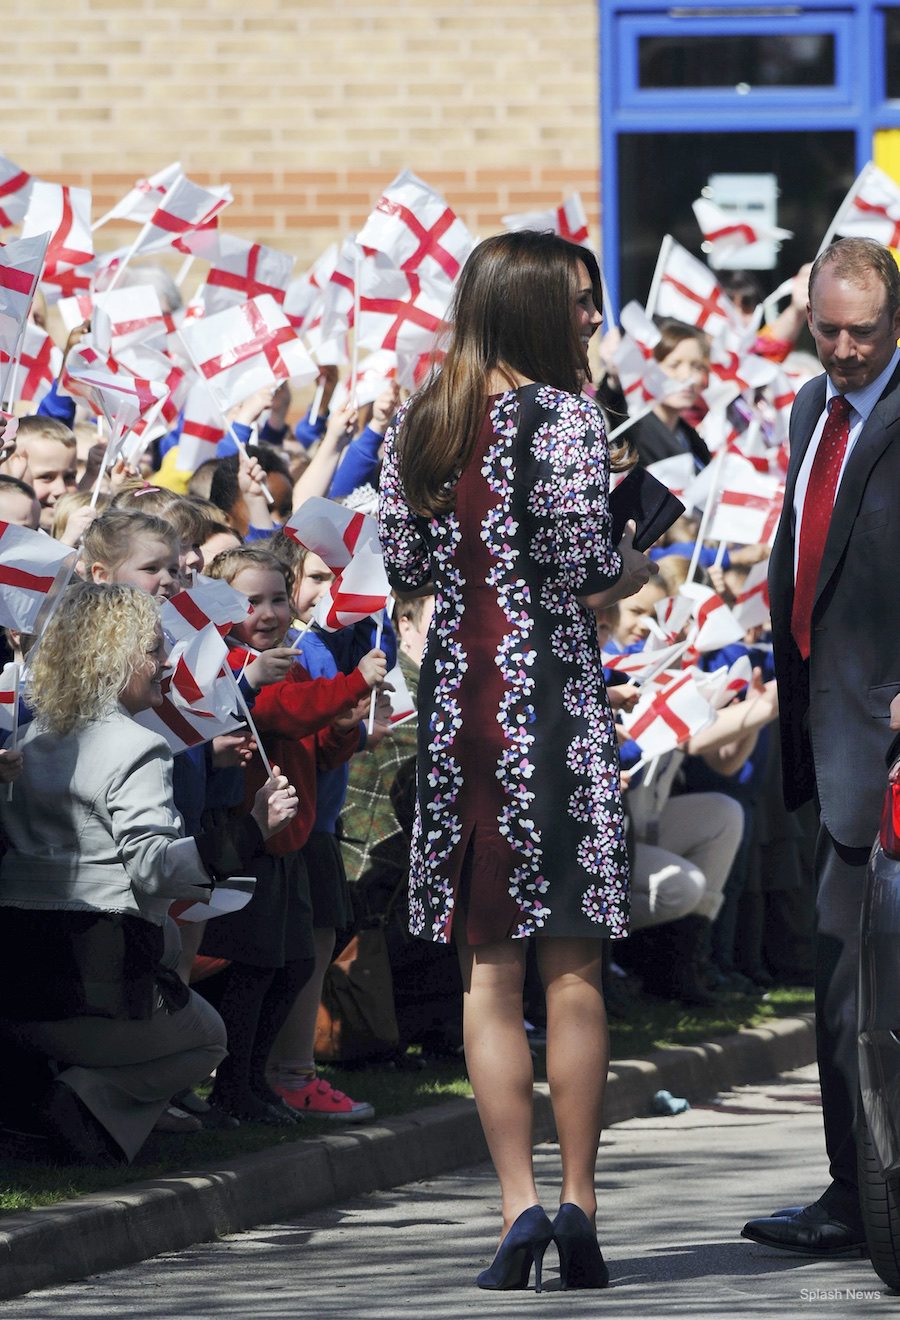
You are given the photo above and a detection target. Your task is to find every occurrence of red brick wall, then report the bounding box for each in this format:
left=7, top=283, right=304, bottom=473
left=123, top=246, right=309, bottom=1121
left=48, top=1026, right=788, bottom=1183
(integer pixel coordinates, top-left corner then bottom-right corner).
left=7, top=0, right=601, bottom=268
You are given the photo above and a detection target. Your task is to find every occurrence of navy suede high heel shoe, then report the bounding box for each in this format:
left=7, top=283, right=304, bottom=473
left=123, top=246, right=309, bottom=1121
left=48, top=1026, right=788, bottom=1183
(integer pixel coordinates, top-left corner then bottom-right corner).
left=475, top=1205, right=554, bottom=1292
left=552, top=1203, right=610, bottom=1290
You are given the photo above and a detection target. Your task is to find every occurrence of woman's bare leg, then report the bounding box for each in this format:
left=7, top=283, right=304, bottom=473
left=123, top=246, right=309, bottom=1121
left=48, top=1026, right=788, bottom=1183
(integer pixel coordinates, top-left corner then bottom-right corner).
left=457, top=933, right=539, bottom=1234
left=537, top=937, right=608, bottom=1223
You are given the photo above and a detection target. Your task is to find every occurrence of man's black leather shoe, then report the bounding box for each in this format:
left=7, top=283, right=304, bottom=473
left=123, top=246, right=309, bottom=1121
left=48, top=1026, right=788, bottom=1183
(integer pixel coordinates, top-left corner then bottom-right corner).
left=741, top=1202, right=867, bottom=1258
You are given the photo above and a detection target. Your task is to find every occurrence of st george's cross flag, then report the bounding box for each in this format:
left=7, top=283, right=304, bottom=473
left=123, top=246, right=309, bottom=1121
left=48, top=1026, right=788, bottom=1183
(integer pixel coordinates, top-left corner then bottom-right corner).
left=0, top=322, right=61, bottom=405
left=355, top=263, right=451, bottom=359
left=708, top=471, right=784, bottom=547
left=313, top=540, right=391, bottom=632
left=0, top=662, right=27, bottom=739
left=649, top=237, right=741, bottom=338
left=732, top=559, right=772, bottom=632
left=502, top=192, right=590, bottom=244
left=0, top=154, right=34, bottom=229
left=693, top=655, right=753, bottom=710
left=283, top=241, right=340, bottom=332
left=61, top=343, right=168, bottom=429
left=679, top=581, right=746, bottom=653
left=127, top=175, right=233, bottom=259
left=316, top=238, right=364, bottom=342
left=328, top=349, right=397, bottom=412
left=134, top=669, right=242, bottom=753
left=692, top=197, right=792, bottom=261
left=202, top=234, right=295, bottom=316
left=0, top=523, right=77, bottom=633
left=704, top=334, right=779, bottom=412
left=111, top=341, right=188, bottom=426
left=601, top=640, right=687, bottom=681
left=162, top=575, right=252, bottom=645
left=175, top=380, right=227, bottom=474
left=830, top=161, right=900, bottom=250
left=92, top=160, right=183, bottom=229
left=356, top=170, right=475, bottom=287
left=645, top=454, right=696, bottom=502
left=21, top=182, right=93, bottom=286
left=178, top=294, right=317, bottom=412
left=284, top=497, right=379, bottom=574
left=0, top=232, right=52, bottom=392
left=383, top=662, right=417, bottom=725
left=166, top=625, right=237, bottom=722
left=90, top=284, right=170, bottom=355
left=621, top=669, right=715, bottom=757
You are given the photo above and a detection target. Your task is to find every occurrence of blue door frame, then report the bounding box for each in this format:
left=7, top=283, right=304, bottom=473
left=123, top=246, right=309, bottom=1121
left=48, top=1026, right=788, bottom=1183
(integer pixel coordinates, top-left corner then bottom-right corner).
left=600, top=0, right=900, bottom=313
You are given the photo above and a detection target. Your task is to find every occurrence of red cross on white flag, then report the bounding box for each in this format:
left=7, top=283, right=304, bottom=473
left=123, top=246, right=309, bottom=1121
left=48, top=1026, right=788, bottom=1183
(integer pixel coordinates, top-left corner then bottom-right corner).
left=693, top=655, right=753, bottom=710
left=178, top=293, right=317, bottom=412
left=90, top=284, right=170, bottom=355
left=356, top=170, right=475, bottom=287
left=0, top=323, right=61, bottom=405
left=704, top=334, right=779, bottom=412
left=0, top=154, right=34, bottom=229
left=313, top=541, right=391, bottom=632
left=832, top=161, right=900, bottom=249
left=61, top=343, right=168, bottom=427
left=502, top=192, right=590, bottom=244
left=162, top=575, right=252, bottom=644
left=21, top=182, right=93, bottom=284
left=283, top=242, right=339, bottom=331
left=166, top=625, right=236, bottom=721
left=0, top=231, right=52, bottom=404
left=93, top=160, right=183, bottom=229
left=649, top=237, right=740, bottom=338
left=644, top=454, right=696, bottom=501
left=678, top=581, right=746, bottom=653
left=622, top=670, right=715, bottom=757
left=732, top=559, right=771, bottom=631
left=692, top=197, right=792, bottom=261
left=173, top=380, right=226, bottom=474
left=0, top=232, right=51, bottom=349
left=112, top=341, right=188, bottom=425
left=0, top=522, right=78, bottom=634
left=128, top=175, right=233, bottom=260
left=316, top=238, right=364, bottom=342
left=329, top=350, right=397, bottom=412
left=134, top=668, right=241, bottom=753
left=285, top=496, right=379, bottom=574
left=356, top=264, right=451, bottom=358
left=202, top=234, right=295, bottom=316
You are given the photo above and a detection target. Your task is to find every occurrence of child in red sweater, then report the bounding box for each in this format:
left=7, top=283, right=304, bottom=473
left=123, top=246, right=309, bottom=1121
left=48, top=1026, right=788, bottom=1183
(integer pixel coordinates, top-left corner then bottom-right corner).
left=200, top=546, right=386, bottom=1123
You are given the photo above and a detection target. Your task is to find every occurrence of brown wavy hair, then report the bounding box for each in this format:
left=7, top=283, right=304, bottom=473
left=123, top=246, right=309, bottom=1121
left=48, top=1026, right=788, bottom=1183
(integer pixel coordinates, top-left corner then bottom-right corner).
left=395, top=231, right=625, bottom=517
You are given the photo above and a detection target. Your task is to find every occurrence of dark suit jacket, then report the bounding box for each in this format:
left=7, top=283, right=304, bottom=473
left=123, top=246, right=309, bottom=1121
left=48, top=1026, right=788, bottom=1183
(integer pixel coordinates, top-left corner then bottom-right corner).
left=768, top=363, right=900, bottom=848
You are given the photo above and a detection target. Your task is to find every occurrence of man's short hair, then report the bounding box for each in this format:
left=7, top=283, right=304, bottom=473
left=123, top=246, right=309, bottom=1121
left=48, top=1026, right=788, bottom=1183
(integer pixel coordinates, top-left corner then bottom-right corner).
left=809, top=237, right=900, bottom=319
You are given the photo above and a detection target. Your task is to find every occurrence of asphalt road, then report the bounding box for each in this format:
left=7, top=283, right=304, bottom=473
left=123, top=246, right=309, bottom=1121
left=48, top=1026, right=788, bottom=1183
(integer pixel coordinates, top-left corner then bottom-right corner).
left=1, top=1063, right=893, bottom=1319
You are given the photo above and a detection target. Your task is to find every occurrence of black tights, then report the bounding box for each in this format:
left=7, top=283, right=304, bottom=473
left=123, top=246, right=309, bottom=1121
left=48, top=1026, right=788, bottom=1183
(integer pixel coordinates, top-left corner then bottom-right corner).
left=212, top=957, right=313, bottom=1105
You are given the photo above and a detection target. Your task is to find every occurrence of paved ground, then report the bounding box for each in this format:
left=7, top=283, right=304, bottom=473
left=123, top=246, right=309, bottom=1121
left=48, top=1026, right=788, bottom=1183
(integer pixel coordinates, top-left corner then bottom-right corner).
left=1, top=1063, right=892, bottom=1318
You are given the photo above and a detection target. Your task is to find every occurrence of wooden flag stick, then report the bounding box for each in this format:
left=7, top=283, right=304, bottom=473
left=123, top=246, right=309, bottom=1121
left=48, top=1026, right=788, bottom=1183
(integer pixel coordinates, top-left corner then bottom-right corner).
left=367, top=596, right=393, bottom=735
left=224, top=666, right=274, bottom=780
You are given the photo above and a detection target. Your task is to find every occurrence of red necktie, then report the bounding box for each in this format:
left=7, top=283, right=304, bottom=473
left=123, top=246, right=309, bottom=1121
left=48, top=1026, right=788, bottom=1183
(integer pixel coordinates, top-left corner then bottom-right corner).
left=790, top=394, right=852, bottom=660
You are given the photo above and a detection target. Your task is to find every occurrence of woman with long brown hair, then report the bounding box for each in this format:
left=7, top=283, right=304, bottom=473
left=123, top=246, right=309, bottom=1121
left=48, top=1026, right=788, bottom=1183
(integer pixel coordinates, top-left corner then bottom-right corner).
left=378, top=231, right=651, bottom=1291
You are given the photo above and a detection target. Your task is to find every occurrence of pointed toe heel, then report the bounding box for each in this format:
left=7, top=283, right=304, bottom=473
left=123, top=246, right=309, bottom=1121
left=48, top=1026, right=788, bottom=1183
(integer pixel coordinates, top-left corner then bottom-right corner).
left=552, top=1202, right=610, bottom=1290
left=475, top=1205, right=554, bottom=1292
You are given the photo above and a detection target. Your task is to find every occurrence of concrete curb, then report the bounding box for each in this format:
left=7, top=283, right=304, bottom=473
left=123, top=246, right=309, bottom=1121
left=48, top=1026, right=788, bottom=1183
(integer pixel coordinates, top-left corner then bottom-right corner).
left=0, top=1012, right=816, bottom=1302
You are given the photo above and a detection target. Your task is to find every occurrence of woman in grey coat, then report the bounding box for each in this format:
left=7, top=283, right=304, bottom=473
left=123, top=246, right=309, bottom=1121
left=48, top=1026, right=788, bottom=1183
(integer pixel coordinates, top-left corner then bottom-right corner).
left=0, top=582, right=227, bottom=1164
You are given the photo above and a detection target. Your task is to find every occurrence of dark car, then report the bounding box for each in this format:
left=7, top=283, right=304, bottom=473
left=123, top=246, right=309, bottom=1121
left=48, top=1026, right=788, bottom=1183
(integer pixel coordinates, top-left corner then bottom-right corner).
left=858, top=736, right=900, bottom=1291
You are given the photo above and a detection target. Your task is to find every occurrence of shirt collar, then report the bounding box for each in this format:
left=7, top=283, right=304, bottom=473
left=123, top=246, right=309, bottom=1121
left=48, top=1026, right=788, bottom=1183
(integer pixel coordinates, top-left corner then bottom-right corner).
left=826, top=345, right=900, bottom=422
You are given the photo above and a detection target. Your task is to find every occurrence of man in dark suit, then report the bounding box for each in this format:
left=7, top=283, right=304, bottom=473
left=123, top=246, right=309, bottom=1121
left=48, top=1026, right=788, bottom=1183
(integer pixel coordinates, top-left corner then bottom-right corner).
left=742, top=237, right=900, bottom=1256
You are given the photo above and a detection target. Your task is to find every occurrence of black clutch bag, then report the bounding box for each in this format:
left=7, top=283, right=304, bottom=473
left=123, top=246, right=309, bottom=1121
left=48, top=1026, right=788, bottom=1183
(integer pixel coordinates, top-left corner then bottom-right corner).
left=609, top=465, right=686, bottom=553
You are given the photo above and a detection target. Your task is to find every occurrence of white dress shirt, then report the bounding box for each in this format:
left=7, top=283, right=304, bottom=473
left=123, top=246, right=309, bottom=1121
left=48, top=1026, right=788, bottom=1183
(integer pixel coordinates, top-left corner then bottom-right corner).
left=792, top=345, right=900, bottom=577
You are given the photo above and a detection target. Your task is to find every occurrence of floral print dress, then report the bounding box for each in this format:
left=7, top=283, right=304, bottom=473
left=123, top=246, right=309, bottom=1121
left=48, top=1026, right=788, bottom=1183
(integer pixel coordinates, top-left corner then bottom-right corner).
left=377, top=383, right=630, bottom=945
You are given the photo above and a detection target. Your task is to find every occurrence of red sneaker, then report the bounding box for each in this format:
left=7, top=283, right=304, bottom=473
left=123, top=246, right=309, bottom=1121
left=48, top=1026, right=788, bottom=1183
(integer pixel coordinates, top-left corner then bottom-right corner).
left=275, top=1076, right=374, bottom=1123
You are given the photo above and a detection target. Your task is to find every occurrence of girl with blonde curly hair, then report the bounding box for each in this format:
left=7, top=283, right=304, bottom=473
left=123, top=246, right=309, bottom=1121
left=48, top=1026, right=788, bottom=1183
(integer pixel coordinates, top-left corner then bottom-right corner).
left=0, top=582, right=227, bottom=1166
